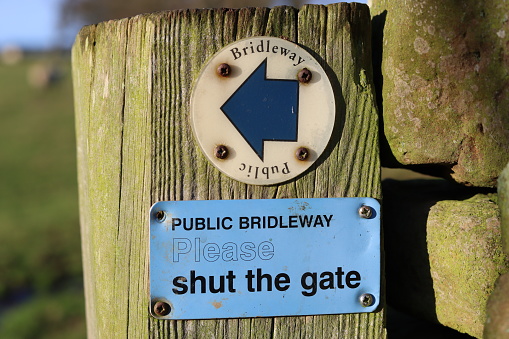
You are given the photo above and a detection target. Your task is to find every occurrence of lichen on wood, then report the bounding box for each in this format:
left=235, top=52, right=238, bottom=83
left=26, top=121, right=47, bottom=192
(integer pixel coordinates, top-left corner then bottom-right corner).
left=72, top=3, right=384, bottom=338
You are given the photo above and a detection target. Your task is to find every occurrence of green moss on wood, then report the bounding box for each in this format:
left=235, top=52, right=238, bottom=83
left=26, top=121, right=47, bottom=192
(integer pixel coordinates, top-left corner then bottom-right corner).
left=73, top=4, right=383, bottom=339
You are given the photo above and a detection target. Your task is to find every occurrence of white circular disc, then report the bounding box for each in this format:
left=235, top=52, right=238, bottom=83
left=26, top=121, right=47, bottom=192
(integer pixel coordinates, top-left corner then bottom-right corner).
left=191, top=37, right=335, bottom=185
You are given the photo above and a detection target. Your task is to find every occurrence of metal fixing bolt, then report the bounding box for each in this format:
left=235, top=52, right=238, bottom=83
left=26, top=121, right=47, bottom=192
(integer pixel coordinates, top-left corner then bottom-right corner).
left=155, top=210, right=166, bottom=222
left=297, top=68, right=312, bottom=83
left=295, top=147, right=309, bottom=161
left=214, top=145, right=229, bottom=159
left=217, top=63, right=231, bottom=77
left=358, top=205, right=373, bottom=219
left=153, top=301, right=171, bottom=317
left=359, top=293, right=375, bottom=307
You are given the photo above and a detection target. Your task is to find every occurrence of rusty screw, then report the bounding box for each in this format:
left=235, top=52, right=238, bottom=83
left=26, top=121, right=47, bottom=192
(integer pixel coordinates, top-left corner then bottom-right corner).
left=155, top=210, right=166, bottom=222
left=359, top=293, right=375, bottom=307
left=358, top=205, right=373, bottom=219
left=217, top=63, right=231, bottom=77
left=295, top=147, right=309, bottom=161
left=297, top=68, right=312, bottom=83
left=214, top=145, right=229, bottom=159
left=153, top=301, right=171, bottom=316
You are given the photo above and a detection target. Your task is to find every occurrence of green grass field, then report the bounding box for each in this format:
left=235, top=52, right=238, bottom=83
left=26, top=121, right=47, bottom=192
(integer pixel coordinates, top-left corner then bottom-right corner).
left=0, top=54, right=86, bottom=338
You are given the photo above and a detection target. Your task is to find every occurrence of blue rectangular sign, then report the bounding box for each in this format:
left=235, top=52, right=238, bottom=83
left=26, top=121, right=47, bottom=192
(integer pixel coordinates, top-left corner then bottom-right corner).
left=150, top=197, right=380, bottom=319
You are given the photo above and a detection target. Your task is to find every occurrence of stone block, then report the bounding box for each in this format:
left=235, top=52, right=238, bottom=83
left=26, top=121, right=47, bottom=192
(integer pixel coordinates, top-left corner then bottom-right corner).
left=383, top=180, right=507, bottom=338
left=427, top=194, right=505, bottom=337
left=484, top=273, right=509, bottom=338
left=372, top=0, right=509, bottom=187
left=499, top=162, right=509, bottom=254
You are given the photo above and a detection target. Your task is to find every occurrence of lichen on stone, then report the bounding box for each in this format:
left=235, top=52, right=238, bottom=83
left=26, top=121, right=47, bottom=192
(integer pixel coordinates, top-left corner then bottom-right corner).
left=427, top=193, right=508, bottom=338
left=372, top=0, right=509, bottom=187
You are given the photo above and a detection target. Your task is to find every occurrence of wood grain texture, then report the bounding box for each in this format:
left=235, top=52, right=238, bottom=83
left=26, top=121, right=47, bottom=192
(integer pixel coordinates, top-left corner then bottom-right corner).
left=72, top=3, right=383, bottom=338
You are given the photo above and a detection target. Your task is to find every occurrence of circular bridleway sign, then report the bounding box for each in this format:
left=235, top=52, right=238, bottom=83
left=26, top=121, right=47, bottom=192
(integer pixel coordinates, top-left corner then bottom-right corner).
left=191, top=37, right=335, bottom=185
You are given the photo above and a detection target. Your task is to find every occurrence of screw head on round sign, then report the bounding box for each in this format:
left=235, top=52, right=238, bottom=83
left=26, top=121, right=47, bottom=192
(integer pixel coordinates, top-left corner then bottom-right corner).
left=191, top=37, right=336, bottom=185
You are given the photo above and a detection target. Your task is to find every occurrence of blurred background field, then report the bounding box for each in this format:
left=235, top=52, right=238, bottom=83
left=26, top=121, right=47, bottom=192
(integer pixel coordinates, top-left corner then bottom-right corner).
left=0, top=53, right=85, bottom=338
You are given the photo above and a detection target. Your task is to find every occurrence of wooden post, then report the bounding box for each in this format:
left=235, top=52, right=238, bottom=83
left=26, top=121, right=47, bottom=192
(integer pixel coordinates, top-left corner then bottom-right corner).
left=72, top=3, right=384, bottom=338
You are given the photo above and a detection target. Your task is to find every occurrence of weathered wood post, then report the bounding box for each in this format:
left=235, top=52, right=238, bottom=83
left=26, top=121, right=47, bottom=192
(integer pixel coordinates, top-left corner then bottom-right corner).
left=72, top=3, right=384, bottom=338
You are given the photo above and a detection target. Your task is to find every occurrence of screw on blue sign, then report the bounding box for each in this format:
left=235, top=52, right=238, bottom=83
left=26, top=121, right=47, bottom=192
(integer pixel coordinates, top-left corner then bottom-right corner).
left=220, top=59, right=299, bottom=161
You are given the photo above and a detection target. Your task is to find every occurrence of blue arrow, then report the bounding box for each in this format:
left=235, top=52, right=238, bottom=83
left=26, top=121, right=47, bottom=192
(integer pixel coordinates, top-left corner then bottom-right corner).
left=220, top=58, right=299, bottom=161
